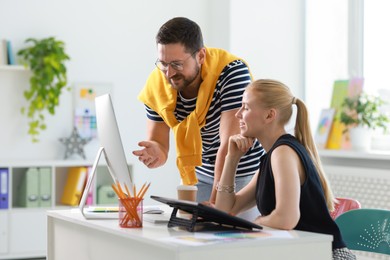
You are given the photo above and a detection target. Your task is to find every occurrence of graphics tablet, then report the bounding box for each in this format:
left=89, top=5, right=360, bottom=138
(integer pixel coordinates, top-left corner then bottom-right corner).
left=151, top=195, right=263, bottom=232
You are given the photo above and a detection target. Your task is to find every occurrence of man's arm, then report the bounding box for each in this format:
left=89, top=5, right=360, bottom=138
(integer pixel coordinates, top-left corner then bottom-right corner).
left=132, top=119, right=170, bottom=168
left=209, top=109, right=240, bottom=203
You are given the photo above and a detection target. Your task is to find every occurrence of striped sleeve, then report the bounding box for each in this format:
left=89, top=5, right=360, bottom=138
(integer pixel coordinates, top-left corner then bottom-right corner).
left=144, top=105, right=164, bottom=122
left=218, top=60, right=252, bottom=112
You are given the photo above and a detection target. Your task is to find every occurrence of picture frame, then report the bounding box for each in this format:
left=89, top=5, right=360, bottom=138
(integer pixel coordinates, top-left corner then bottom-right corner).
left=73, top=82, right=113, bottom=139
left=315, top=108, right=336, bottom=149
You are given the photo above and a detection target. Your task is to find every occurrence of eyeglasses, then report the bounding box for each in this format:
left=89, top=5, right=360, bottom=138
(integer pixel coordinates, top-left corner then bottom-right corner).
left=155, top=50, right=198, bottom=72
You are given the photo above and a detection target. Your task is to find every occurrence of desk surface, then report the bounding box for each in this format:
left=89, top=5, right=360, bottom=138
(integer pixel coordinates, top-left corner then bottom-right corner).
left=47, top=209, right=333, bottom=260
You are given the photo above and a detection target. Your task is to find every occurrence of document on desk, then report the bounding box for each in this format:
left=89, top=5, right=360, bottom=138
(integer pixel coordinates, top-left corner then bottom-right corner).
left=77, top=205, right=166, bottom=220
left=142, top=206, right=169, bottom=223
left=160, top=230, right=293, bottom=246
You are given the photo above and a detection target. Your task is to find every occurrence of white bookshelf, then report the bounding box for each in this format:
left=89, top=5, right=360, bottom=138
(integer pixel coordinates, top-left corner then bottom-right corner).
left=0, top=65, right=26, bottom=71
left=0, top=160, right=132, bottom=259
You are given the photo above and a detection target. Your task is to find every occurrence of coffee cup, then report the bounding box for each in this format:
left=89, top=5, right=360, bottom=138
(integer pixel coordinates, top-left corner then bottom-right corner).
left=177, top=185, right=198, bottom=202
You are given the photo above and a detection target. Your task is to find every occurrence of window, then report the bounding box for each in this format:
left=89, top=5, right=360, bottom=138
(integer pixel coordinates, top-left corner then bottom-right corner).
left=306, top=0, right=390, bottom=150
left=305, top=0, right=348, bottom=131
left=364, top=0, right=390, bottom=95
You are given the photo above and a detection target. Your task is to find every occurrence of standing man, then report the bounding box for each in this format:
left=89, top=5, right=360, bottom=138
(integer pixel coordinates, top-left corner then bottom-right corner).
left=133, top=17, right=264, bottom=208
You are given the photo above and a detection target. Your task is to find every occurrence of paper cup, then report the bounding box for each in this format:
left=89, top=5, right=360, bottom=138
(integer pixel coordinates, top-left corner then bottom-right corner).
left=177, top=185, right=198, bottom=215
left=177, top=185, right=198, bottom=202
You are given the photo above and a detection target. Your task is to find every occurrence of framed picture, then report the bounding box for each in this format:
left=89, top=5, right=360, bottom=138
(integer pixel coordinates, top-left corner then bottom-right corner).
left=315, top=108, right=336, bottom=149
left=73, top=82, right=112, bottom=139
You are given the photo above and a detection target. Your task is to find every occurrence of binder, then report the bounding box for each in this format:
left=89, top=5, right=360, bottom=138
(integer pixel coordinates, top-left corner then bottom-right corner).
left=6, top=40, right=15, bottom=65
left=97, top=185, right=117, bottom=205
left=0, top=39, right=7, bottom=65
left=18, top=168, right=40, bottom=208
left=86, top=166, right=95, bottom=205
left=0, top=168, right=9, bottom=209
left=39, top=167, right=52, bottom=207
left=61, top=167, right=88, bottom=206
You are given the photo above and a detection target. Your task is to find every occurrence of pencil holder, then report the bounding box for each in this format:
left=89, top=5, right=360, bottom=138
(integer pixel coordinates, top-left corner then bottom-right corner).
left=118, top=198, right=143, bottom=228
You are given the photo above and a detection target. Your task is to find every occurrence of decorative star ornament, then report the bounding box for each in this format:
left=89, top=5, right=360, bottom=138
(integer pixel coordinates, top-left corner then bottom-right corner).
left=59, top=127, right=92, bottom=160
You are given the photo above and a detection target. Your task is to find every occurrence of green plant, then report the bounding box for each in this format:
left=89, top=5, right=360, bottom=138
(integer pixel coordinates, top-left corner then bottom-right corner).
left=339, top=92, right=389, bottom=133
left=17, top=37, right=70, bottom=142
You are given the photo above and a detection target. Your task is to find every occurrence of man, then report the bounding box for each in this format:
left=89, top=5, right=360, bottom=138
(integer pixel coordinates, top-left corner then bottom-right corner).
left=133, top=17, right=264, bottom=207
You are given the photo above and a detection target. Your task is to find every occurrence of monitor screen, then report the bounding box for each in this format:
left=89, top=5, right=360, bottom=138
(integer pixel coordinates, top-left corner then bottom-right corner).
left=94, top=93, right=132, bottom=188
left=79, top=93, right=132, bottom=219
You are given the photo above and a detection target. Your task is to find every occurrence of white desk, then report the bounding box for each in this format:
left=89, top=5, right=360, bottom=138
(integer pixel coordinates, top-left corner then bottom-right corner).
left=47, top=209, right=333, bottom=260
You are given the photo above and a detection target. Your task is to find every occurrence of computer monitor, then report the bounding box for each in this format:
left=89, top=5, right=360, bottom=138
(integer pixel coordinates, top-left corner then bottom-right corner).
left=79, top=93, right=133, bottom=219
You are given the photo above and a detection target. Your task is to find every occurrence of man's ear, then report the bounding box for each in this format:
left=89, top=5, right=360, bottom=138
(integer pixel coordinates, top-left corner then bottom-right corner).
left=198, top=47, right=206, bottom=64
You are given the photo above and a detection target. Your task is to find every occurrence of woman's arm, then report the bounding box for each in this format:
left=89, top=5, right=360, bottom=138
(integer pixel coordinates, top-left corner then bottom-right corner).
left=210, top=109, right=240, bottom=203
left=215, top=135, right=258, bottom=215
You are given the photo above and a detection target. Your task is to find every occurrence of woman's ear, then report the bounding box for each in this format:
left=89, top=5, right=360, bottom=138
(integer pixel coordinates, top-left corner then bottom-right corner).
left=266, top=108, right=277, bottom=121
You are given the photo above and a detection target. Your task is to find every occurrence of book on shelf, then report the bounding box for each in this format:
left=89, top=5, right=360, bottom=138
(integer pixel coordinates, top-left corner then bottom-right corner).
left=97, top=185, right=117, bottom=205
left=17, top=167, right=53, bottom=208
left=0, top=39, right=8, bottom=65
left=6, top=40, right=15, bottom=65
left=18, top=168, right=40, bottom=208
left=0, top=168, right=9, bottom=209
left=61, top=167, right=88, bottom=206
left=38, top=167, right=52, bottom=207
left=86, top=166, right=95, bottom=205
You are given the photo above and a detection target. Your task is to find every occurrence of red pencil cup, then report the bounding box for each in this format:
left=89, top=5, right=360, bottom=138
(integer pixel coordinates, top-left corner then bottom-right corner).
left=118, top=198, right=143, bottom=228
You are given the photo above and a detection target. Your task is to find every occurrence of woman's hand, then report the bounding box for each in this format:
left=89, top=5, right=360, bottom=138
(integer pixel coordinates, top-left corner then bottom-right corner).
left=227, top=134, right=255, bottom=160
left=200, top=200, right=215, bottom=208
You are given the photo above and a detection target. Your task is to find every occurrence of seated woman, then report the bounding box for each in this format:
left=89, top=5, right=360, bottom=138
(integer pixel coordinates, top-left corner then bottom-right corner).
left=214, top=79, right=356, bottom=260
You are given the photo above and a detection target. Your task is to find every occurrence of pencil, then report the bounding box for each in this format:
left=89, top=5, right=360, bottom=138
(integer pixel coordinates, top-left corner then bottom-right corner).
left=111, top=181, right=151, bottom=226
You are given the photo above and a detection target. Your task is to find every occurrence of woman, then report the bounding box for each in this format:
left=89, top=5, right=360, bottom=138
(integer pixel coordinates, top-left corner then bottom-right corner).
left=214, top=79, right=356, bottom=259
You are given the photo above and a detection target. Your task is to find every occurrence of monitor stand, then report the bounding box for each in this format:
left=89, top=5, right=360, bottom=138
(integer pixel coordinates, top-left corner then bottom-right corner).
left=78, top=147, right=117, bottom=219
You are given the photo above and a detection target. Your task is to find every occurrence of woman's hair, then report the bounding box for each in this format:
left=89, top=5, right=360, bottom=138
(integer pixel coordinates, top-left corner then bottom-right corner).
left=249, top=79, right=335, bottom=211
left=156, top=17, right=204, bottom=54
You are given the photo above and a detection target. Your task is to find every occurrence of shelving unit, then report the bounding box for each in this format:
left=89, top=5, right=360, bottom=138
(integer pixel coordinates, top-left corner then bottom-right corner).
left=0, top=160, right=132, bottom=260
left=0, top=65, right=26, bottom=71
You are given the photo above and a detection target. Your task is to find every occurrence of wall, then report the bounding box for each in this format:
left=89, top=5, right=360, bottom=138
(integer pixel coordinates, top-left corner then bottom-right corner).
left=0, top=0, right=304, bottom=204
left=230, top=0, right=305, bottom=99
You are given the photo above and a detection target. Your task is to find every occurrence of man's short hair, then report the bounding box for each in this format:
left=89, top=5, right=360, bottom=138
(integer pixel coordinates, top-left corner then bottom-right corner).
left=156, top=17, right=204, bottom=54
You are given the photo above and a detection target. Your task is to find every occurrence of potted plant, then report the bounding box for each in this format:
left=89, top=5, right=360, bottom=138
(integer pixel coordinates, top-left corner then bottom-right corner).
left=17, top=37, right=70, bottom=142
left=339, top=92, right=389, bottom=150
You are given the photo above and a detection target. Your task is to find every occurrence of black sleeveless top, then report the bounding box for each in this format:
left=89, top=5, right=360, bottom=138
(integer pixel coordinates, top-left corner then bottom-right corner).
left=256, top=134, right=346, bottom=249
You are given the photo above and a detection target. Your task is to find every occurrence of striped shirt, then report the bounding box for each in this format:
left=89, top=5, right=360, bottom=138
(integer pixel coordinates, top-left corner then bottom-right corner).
left=145, top=60, right=265, bottom=179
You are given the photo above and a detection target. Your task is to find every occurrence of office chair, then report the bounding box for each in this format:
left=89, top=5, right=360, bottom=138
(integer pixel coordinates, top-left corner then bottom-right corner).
left=335, top=208, right=390, bottom=256
left=330, top=197, right=361, bottom=220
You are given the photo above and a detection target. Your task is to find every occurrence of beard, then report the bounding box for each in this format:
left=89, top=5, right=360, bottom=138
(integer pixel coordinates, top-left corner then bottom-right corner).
left=168, top=65, right=200, bottom=92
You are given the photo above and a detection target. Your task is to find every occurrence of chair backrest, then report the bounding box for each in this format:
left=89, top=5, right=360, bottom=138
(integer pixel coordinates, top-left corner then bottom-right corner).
left=335, top=208, right=390, bottom=255
left=330, top=197, right=361, bottom=220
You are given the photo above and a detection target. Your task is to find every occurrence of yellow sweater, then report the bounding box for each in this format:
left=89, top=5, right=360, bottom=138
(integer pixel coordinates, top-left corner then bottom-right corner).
left=138, top=47, right=243, bottom=185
